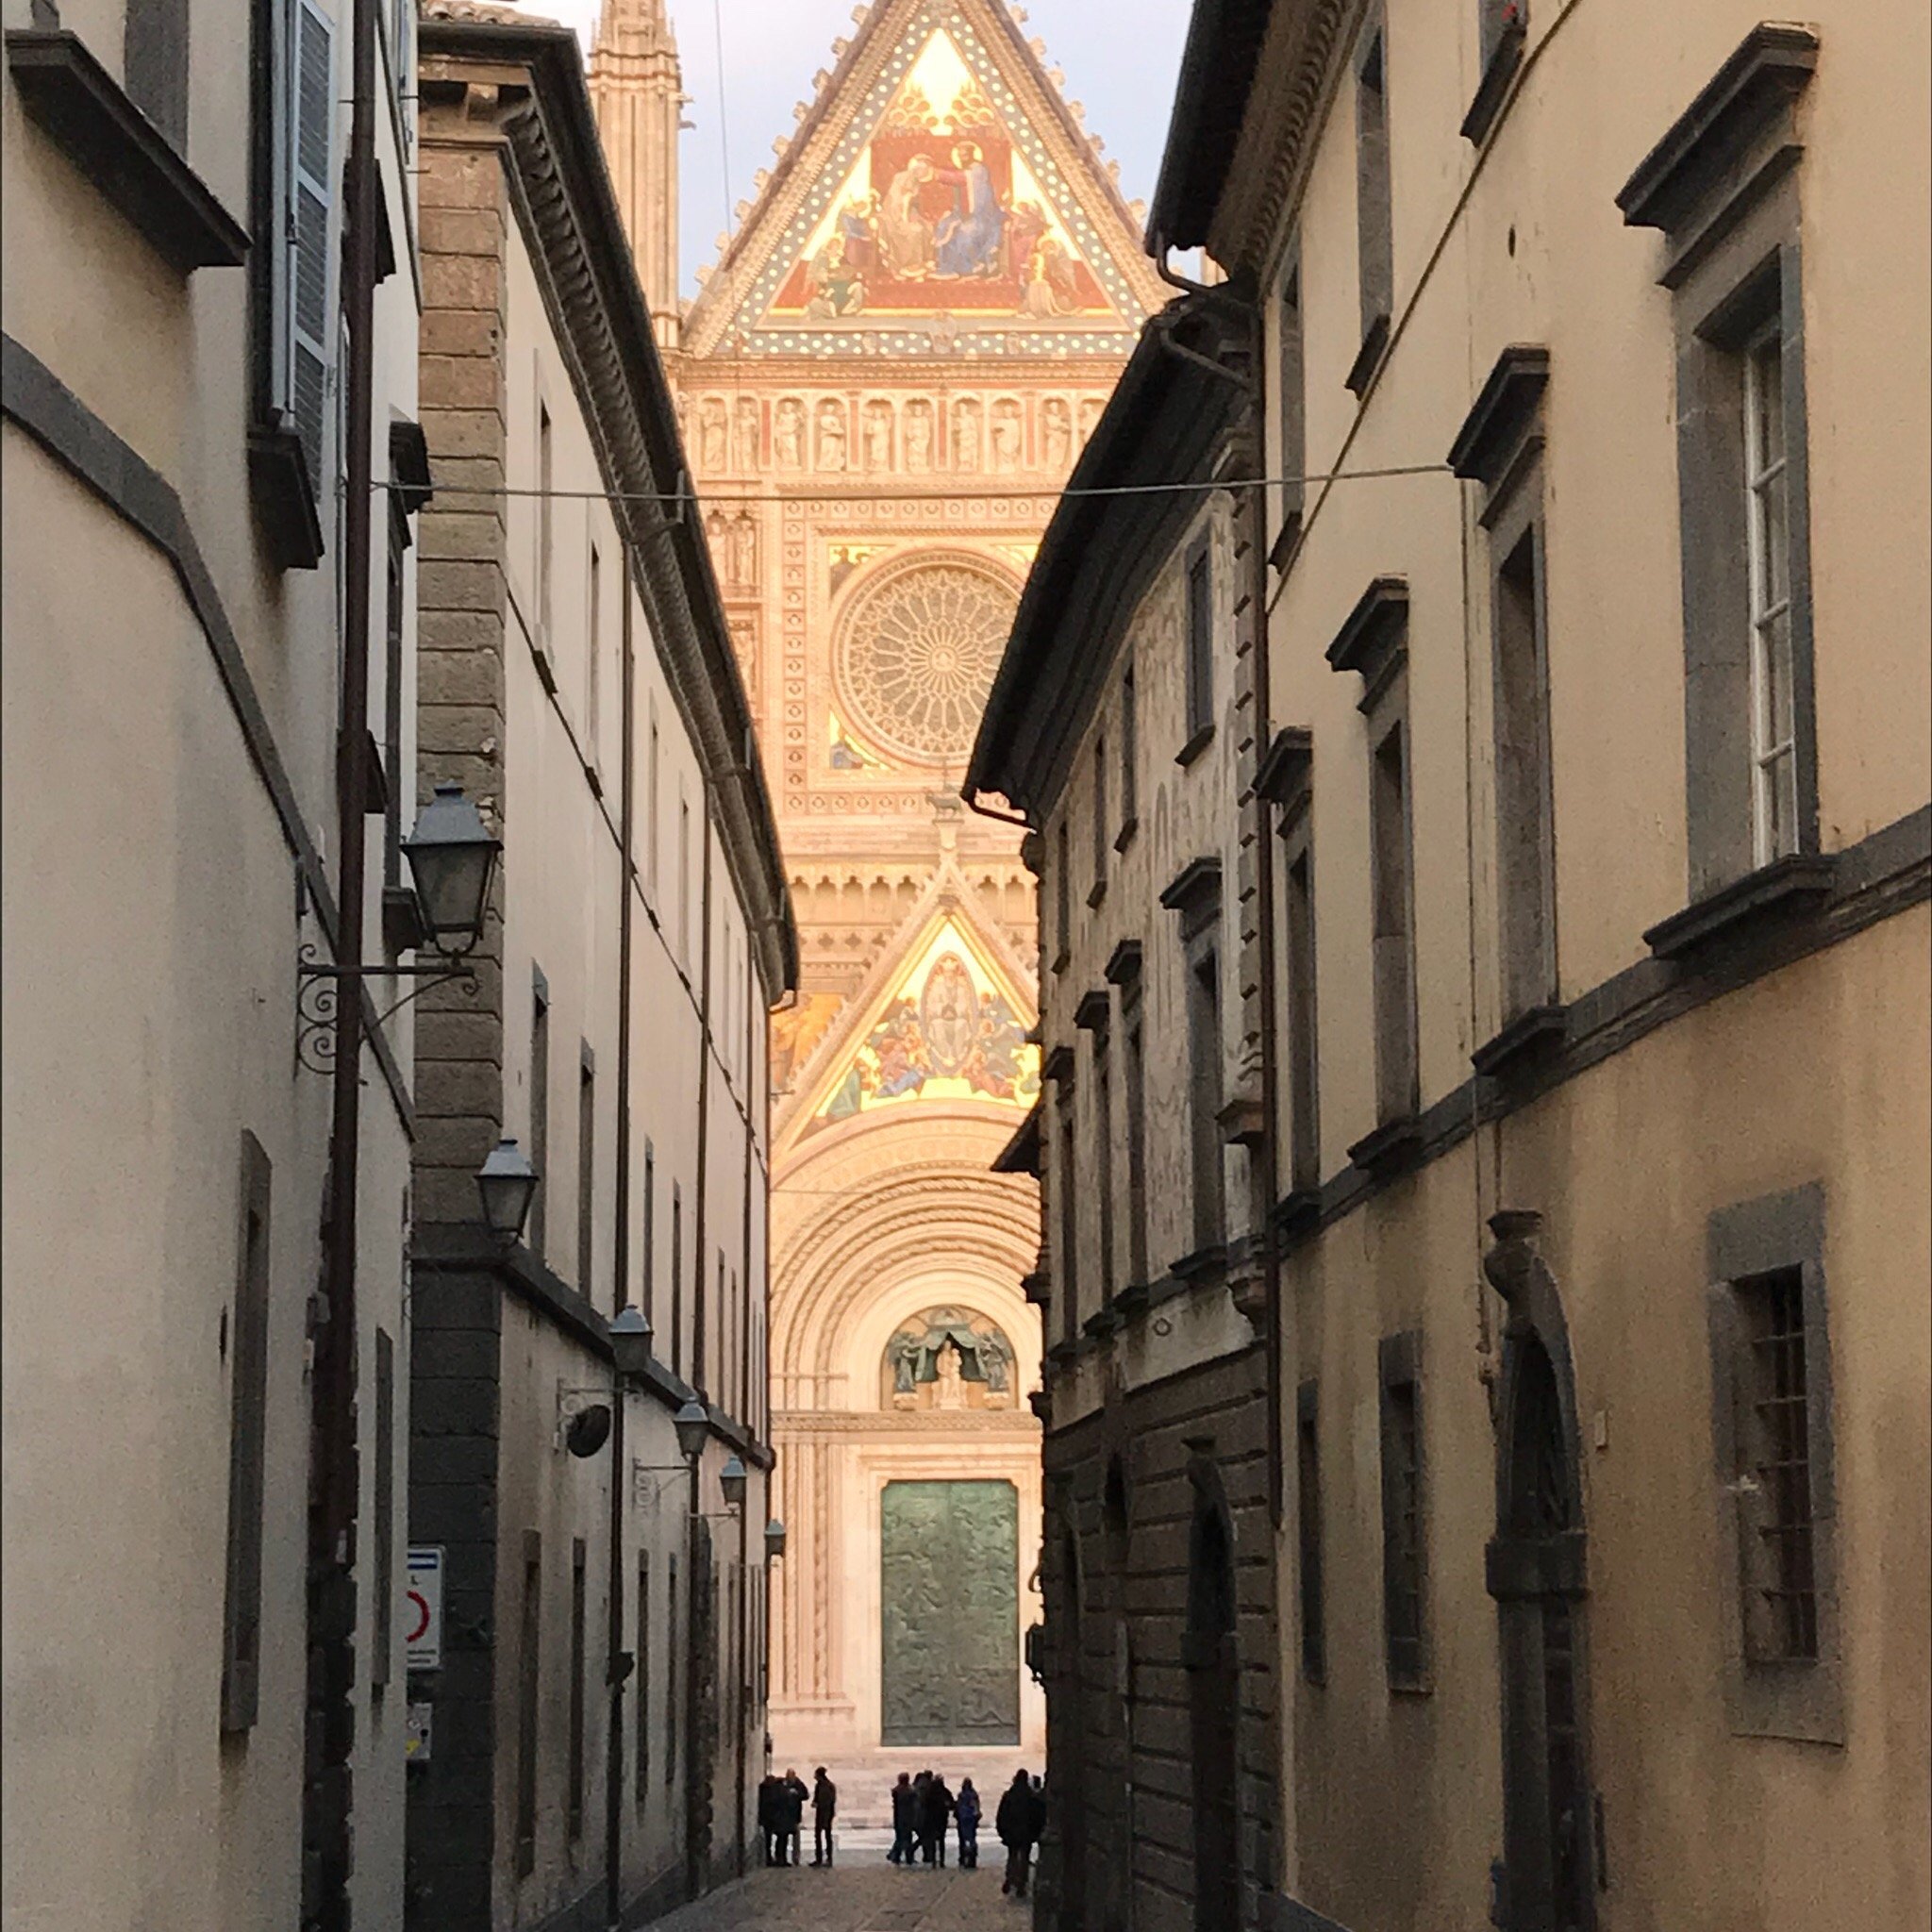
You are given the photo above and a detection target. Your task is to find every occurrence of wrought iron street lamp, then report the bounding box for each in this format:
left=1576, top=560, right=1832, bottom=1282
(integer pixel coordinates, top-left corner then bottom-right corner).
left=609, top=1304, right=653, bottom=1382
left=719, top=1456, right=748, bottom=1512
left=401, top=783, right=500, bottom=954
left=476, top=1137, right=539, bottom=1242
left=673, top=1399, right=710, bottom=1463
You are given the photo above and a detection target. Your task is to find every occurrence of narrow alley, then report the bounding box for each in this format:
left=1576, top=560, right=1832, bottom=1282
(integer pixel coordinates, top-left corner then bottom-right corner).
left=649, top=1853, right=1021, bottom=1932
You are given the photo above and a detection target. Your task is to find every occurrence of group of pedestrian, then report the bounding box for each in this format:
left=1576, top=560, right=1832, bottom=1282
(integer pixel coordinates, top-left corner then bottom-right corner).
left=887, top=1769, right=979, bottom=1868
left=757, top=1761, right=1045, bottom=1897
left=757, top=1767, right=838, bottom=1868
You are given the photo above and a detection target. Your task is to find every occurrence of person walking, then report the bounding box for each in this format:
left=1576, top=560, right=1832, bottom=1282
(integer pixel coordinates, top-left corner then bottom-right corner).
left=811, top=1767, right=838, bottom=1868
left=758, top=1773, right=783, bottom=1865
left=780, top=1768, right=808, bottom=1869
left=955, top=1777, right=982, bottom=1870
left=997, top=1767, right=1045, bottom=1899
left=889, top=1772, right=918, bottom=1865
left=923, top=1773, right=955, bottom=1867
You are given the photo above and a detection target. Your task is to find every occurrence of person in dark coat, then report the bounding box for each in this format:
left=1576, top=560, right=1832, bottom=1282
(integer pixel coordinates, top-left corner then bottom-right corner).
left=780, top=1769, right=808, bottom=1868
left=810, top=1767, right=838, bottom=1867
left=996, top=1768, right=1045, bottom=1898
left=888, top=1772, right=917, bottom=1865
left=758, top=1774, right=782, bottom=1864
left=922, top=1774, right=955, bottom=1866
left=954, top=1777, right=982, bottom=1870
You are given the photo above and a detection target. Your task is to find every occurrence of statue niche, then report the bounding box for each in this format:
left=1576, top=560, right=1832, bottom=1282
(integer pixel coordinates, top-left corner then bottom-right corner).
left=883, top=1307, right=1015, bottom=1411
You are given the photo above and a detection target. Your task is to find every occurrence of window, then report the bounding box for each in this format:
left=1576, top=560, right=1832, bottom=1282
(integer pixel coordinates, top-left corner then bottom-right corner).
left=1617, top=27, right=1820, bottom=914
left=670, top=1185, right=684, bottom=1379
left=515, top=1532, right=541, bottom=1875
left=1274, top=245, right=1307, bottom=556
left=275, top=0, right=333, bottom=486
left=1379, top=1335, right=1427, bottom=1690
left=1119, top=660, right=1139, bottom=837
left=568, top=1538, right=587, bottom=1840
left=1187, top=947, right=1225, bottom=1253
left=125, top=0, right=191, bottom=145
left=382, top=508, right=407, bottom=900
left=1057, top=1099, right=1080, bottom=1347
left=1054, top=818, right=1072, bottom=970
left=222, top=1132, right=273, bottom=1732
left=647, top=705, right=661, bottom=896
left=1707, top=1181, right=1839, bottom=1741
left=1297, top=1381, right=1325, bottom=1682
left=588, top=541, right=604, bottom=761
left=1350, top=20, right=1394, bottom=395
left=1492, top=522, right=1557, bottom=1018
left=1183, top=537, right=1214, bottom=752
left=635, top=1551, right=651, bottom=1802
left=666, top=1554, right=679, bottom=1777
left=678, top=792, right=691, bottom=969
left=1743, top=323, right=1796, bottom=869
left=577, top=1045, right=596, bottom=1299
left=1283, top=824, right=1321, bottom=1194
left=1122, top=977, right=1150, bottom=1288
left=642, top=1141, right=656, bottom=1330
left=1091, top=1017, right=1115, bottom=1307
left=1369, top=715, right=1418, bottom=1122
left=1090, top=734, right=1108, bottom=903
left=373, top=1328, right=395, bottom=1693
left=529, top=967, right=550, bottom=1257
left=537, top=400, right=554, bottom=641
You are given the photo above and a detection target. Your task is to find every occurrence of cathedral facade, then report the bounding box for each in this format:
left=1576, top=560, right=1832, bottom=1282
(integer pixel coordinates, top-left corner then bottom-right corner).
left=591, top=0, right=1165, bottom=1790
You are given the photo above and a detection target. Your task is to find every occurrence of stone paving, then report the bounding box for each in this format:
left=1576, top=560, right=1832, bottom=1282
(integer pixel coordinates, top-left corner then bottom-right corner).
left=651, top=1853, right=1030, bottom=1931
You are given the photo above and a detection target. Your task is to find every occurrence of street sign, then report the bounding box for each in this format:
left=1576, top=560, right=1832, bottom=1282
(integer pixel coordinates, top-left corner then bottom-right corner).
left=406, top=1546, right=443, bottom=1671
left=406, top=1703, right=433, bottom=1763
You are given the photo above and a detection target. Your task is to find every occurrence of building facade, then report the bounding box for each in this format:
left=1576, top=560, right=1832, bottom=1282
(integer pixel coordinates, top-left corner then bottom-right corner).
left=590, top=0, right=1170, bottom=1800
left=968, top=289, right=1284, bottom=1932
left=3, top=0, right=424, bottom=1921
left=1150, top=2, right=1932, bottom=1929
left=405, top=11, right=794, bottom=1927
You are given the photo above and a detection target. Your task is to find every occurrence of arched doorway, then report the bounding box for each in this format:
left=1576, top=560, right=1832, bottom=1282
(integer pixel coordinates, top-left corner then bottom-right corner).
left=1058, top=1526, right=1089, bottom=1931
left=1185, top=1466, right=1240, bottom=1932
left=1485, top=1213, right=1597, bottom=1931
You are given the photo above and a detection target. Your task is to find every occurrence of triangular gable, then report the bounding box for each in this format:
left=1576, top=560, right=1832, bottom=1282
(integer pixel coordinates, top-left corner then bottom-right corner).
left=684, top=0, right=1168, bottom=359
left=780, top=884, right=1041, bottom=1150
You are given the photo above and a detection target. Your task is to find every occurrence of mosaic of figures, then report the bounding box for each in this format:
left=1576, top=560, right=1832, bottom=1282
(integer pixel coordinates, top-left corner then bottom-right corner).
left=691, top=390, right=1108, bottom=476
left=772, top=33, right=1110, bottom=323
left=810, top=918, right=1040, bottom=1134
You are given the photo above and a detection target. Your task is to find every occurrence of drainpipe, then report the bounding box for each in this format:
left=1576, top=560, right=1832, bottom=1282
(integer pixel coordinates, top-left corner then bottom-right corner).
left=739, top=857, right=758, bottom=1872
left=605, top=550, right=638, bottom=1926
left=305, top=0, right=379, bottom=1920
left=686, top=777, right=716, bottom=1899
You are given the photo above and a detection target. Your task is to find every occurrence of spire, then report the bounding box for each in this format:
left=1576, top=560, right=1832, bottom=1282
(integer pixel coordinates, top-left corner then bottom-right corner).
left=588, top=0, right=684, bottom=348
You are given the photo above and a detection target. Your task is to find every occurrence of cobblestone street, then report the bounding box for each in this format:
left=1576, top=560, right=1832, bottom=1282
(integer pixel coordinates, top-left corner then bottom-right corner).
left=648, top=1853, right=1025, bottom=1932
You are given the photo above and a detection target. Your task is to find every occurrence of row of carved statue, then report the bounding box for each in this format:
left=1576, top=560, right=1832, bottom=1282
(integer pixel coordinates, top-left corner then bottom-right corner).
left=690, top=391, right=1108, bottom=477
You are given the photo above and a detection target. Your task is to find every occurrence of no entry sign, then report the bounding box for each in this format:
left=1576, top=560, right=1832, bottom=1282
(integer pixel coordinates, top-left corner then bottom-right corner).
left=405, top=1546, right=443, bottom=1671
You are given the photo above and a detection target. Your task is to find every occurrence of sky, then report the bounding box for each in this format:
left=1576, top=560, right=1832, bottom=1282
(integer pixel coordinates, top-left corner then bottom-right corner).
left=531, top=0, right=1194, bottom=295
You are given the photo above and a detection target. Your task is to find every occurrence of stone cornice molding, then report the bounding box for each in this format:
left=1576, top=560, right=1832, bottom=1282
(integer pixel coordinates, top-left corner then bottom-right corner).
left=1208, top=0, right=1360, bottom=273
left=773, top=1408, right=1041, bottom=1437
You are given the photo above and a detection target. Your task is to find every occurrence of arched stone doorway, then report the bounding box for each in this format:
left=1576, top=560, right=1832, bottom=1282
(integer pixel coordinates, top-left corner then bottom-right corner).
left=1185, top=1457, right=1241, bottom=1932
left=1485, top=1211, right=1598, bottom=1931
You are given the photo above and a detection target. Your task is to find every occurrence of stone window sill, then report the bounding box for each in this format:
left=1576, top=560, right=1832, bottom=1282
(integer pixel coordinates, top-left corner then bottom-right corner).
left=1112, top=815, right=1140, bottom=856
left=1642, top=852, right=1837, bottom=961
left=1472, top=1002, right=1566, bottom=1083
left=1347, top=1113, right=1424, bottom=1177
left=6, top=29, right=248, bottom=274
left=247, top=425, right=325, bottom=572
left=1345, top=312, right=1391, bottom=399
left=1086, top=877, right=1108, bottom=910
left=1175, top=722, right=1215, bottom=769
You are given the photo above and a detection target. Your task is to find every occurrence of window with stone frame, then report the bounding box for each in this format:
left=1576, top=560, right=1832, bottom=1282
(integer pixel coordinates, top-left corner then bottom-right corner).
left=1113, top=949, right=1151, bottom=1290
left=1118, top=658, right=1140, bottom=842
left=1274, top=240, right=1307, bottom=561
left=635, top=1550, right=651, bottom=1802
left=1186, top=942, right=1225, bottom=1256
left=514, top=1531, right=541, bottom=1875
left=1349, top=13, right=1394, bottom=395
left=1379, top=1332, right=1429, bottom=1691
left=1297, top=1380, right=1326, bottom=1683
left=1617, top=25, right=1822, bottom=922
left=221, top=1132, right=274, bottom=1732
left=1707, top=1181, right=1840, bottom=1742
left=1055, top=1097, right=1080, bottom=1347
left=1280, top=783, right=1321, bottom=1196
left=1090, top=731, right=1108, bottom=905
left=1491, top=508, right=1557, bottom=1023
left=1369, top=702, right=1418, bottom=1124
left=1182, top=535, right=1214, bottom=755
left=529, top=965, right=550, bottom=1257
left=1054, top=816, right=1072, bottom=972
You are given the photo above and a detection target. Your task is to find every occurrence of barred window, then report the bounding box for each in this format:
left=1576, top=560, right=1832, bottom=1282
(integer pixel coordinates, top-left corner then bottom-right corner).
left=1736, top=1268, right=1816, bottom=1660
left=1379, top=1334, right=1427, bottom=1690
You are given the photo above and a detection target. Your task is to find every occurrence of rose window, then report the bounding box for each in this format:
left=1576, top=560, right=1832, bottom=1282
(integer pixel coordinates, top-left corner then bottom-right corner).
left=835, top=558, right=1019, bottom=767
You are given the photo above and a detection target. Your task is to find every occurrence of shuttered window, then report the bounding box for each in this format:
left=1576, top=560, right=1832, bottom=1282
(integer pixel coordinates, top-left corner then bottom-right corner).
left=221, top=1133, right=274, bottom=1733
left=282, top=0, right=334, bottom=488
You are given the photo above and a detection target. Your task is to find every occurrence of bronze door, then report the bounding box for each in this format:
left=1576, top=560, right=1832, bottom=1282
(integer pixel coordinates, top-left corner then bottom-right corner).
left=880, top=1479, right=1020, bottom=1746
